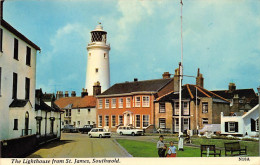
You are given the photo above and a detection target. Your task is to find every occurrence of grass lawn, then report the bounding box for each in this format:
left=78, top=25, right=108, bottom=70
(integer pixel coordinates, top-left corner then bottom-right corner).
left=116, top=139, right=201, bottom=157
left=117, top=138, right=259, bottom=157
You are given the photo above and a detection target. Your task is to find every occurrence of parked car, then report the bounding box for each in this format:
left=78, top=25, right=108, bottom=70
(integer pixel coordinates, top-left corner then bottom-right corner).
left=116, top=126, right=144, bottom=136
left=79, top=125, right=94, bottom=134
left=62, top=124, right=78, bottom=133
left=88, top=128, right=111, bottom=138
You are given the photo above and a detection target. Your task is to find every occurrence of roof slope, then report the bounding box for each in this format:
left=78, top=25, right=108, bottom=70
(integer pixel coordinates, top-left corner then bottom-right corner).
left=101, top=78, right=173, bottom=95
left=55, top=96, right=96, bottom=109
left=157, top=84, right=230, bottom=103
left=9, top=99, right=30, bottom=108
left=211, top=89, right=256, bottom=99
left=1, top=19, right=40, bottom=50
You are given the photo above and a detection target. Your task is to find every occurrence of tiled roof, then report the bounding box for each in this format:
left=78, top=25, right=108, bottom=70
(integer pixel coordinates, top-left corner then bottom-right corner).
left=9, top=99, right=30, bottom=108
left=1, top=19, right=40, bottom=50
left=211, top=89, right=256, bottom=100
left=55, top=96, right=96, bottom=109
left=101, top=78, right=173, bottom=95
left=156, top=84, right=230, bottom=103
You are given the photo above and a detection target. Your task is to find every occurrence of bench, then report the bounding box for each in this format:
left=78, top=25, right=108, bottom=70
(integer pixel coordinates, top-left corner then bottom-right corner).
left=200, top=145, right=221, bottom=157
left=224, top=142, right=247, bottom=156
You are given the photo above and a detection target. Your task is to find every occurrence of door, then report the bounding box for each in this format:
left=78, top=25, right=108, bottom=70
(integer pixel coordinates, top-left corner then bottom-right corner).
left=126, top=114, right=130, bottom=125
left=25, top=112, right=29, bottom=135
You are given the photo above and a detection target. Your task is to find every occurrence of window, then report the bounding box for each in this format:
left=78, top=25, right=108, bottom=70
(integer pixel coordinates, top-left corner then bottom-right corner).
left=202, top=102, right=208, bottom=113
left=118, top=98, right=123, bottom=108
left=77, top=121, right=80, bottom=127
left=0, top=67, right=2, bottom=96
left=228, top=122, right=235, bottom=132
left=77, top=109, right=80, bottom=115
left=183, top=118, right=189, bottom=130
left=118, top=115, right=123, bottom=125
left=142, top=96, right=150, bottom=107
left=12, top=72, right=18, bottom=99
left=88, top=121, right=90, bottom=125
left=98, top=99, right=103, bottom=109
left=104, top=53, right=107, bottom=58
left=174, top=102, right=179, bottom=115
left=26, top=46, right=31, bottom=66
left=183, top=102, right=189, bottom=115
left=111, top=115, right=116, bottom=127
left=105, top=116, right=109, bottom=126
left=14, top=38, right=18, bottom=60
left=65, top=109, right=71, bottom=117
left=98, top=115, right=102, bottom=127
left=202, top=118, right=208, bottom=124
left=105, top=99, right=110, bottom=109
left=126, top=97, right=131, bottom=108
left=159, top=118, right=166, bottom=128
left=112, top=98, right=116, bottom=108
left=143, top=115, right=149, bottom=128
left=175, top=119, right=179, bottom=132
left=0, top=28, right=2, bottom=52
left=25, top=77, right=30, bottom=100
left=135, top=96, right=141, bottom=107
left=95, top=68, right=98, bottom=73
left=36, top=119, right=41, bottom=134
left=135, top=115, right=140, bottom=128
left=88, top=109, right=91, bottom=112
left=159, top=103, right=165, bottom=113
left=89, top=53, right=91, bottom=57
left=13, top=119, right=18, bottom=130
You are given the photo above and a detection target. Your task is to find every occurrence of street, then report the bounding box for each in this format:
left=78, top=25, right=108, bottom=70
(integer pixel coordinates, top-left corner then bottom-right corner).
left=27, top=133, right=132, bottom=158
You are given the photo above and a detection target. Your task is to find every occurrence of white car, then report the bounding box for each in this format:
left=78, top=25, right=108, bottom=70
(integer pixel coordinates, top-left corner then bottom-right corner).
left=116, top=126, right=144, bottom=136
left=88, top=128, right=111, bottom=138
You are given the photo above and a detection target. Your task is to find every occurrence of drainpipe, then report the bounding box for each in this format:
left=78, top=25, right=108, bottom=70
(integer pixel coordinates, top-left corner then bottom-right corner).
left=45, top=111, right=47, bottom=139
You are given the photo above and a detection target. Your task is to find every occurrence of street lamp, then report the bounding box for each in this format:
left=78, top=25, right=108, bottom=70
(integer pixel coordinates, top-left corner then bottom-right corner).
left=257, top=86, right=260, bottom=156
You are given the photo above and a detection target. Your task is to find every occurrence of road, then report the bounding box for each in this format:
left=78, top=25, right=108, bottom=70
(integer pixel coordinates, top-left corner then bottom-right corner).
left=27, top=133, right=131, bottom=158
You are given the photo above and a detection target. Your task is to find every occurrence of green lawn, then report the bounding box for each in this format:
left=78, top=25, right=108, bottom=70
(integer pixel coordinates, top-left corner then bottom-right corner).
left=116, top=139, right=201, bottom=157
left=116, top=138, right=259, bottom=157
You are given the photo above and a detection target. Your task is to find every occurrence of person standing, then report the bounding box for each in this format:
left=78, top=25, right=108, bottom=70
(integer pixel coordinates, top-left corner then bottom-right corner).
left=166, top=141, right=177, bottom=157
left=157, top=135, right=167, bottom=157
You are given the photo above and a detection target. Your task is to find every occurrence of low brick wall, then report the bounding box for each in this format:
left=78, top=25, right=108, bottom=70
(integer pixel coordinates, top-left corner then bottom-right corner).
left=0, top=134, right=37, bottom=158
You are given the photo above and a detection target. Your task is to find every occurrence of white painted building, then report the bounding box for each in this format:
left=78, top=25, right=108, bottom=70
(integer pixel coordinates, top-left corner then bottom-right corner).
left=0, top=2, right=40, bottom=140
left=55, top=92, right=97, bottom=128
left=221, top=104, right=259, bottom=137
left=85, top=23, right=110, bottom=95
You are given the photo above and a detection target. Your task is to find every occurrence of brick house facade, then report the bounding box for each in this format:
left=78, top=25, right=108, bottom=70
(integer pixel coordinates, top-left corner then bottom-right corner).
left=96, top=78, right=175, bottom=132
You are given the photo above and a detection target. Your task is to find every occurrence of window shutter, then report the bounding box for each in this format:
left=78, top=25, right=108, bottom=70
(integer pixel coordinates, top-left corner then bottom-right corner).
left=225, top=122, right=228, bottom=132
left=235, top=122, right=239, bottom=132
left=251, top=118, right=256, bottom=131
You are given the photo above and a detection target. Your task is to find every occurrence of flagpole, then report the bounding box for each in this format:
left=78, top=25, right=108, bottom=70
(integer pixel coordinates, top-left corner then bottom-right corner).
left=178, top=0, right=184, bottom=151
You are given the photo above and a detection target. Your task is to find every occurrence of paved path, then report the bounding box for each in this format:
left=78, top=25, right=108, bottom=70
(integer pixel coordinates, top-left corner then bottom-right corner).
left=27, top=133, right=131, bottom=158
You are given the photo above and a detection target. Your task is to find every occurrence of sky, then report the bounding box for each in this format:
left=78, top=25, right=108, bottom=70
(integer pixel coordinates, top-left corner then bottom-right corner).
left=3, top=0, right=260, bottom=95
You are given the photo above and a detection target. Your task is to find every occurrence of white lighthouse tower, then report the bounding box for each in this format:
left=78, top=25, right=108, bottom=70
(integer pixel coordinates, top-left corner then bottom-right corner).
left=85, top=23, right=110, bottom=95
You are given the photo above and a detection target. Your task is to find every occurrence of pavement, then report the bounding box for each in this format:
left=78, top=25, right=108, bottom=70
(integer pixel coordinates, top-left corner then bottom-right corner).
left=27, top=133, right=132, bottom=158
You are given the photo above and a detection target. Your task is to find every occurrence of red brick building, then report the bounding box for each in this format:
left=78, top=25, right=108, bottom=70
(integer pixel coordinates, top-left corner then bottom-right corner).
left=96, top=77, right=175, bottom=132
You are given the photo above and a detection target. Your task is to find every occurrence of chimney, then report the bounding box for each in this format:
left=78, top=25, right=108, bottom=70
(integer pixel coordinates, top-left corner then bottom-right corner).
left=134, top=78, right=138, bottom=82
left=228, top=83, right=236, bottom=93
left=93, top=81, right=101, bottom=96
left=173, top=66, right=180, bottom=92
left=56, top=91, right=64, bottom=100
left=65, top=91, right=69, bottom=97
left=0, top=0, right=4, bottom=20
left=81, top=88, right=88, bottom=98
left=196, top=68, right=204, bottom=88
left=71, top=91, right=76, bottom=97
left=162, top=72, right=171, bottom=79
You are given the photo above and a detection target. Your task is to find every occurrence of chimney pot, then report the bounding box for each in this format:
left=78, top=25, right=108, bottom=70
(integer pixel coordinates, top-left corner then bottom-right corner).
left=162, top=72, right=171, bottom=79
left=71, top=91, right=76, bottom=97
left=134, top=78, right=138, bottom=82
left=81, top=88, right=88, bottom=97
left=93, top=82, right=101, bottom=96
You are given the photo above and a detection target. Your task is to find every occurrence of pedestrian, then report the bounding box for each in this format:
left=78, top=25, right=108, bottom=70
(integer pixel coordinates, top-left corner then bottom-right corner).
left=166, top=141, right=177, bottom=157
left=157, top=135, right=167, bottom=157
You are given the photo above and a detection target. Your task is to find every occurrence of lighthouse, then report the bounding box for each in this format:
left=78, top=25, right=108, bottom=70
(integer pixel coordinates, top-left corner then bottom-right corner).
left=85, top=23, right=110, bottom=95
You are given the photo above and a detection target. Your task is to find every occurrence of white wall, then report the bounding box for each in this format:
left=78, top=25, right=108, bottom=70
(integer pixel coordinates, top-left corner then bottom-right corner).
left=243, top=105, right=259, bottom=136
left=221, top=114, right=243, bottom=135
left=0, top=25, right=37, bottom=140
left=71, top=108, right=96, bottom=128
